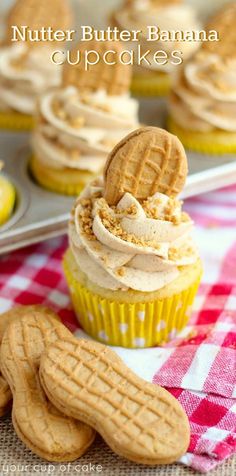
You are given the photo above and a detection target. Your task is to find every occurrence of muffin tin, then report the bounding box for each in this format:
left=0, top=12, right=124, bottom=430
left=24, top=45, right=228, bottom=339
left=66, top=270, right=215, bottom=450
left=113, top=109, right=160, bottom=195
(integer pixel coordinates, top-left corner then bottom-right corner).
left=1, top=100, right=236, bottom=255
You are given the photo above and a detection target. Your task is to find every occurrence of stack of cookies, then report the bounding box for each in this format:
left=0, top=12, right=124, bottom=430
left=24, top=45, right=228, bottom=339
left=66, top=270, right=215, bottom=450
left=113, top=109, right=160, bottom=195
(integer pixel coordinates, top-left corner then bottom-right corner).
left=0, top=305, right=190, bottom=465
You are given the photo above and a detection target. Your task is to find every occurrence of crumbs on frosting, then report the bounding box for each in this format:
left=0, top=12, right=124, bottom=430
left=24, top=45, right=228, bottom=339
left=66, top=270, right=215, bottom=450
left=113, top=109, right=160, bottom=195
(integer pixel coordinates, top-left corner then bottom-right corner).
left=142, top=196, right=190, bottom=225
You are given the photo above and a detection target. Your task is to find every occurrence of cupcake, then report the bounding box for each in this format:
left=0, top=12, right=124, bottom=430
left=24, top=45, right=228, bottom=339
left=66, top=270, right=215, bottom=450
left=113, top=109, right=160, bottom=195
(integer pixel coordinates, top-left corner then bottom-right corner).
left=169, top=2, right=236, bottom=154
left=0, top=0, right=72, bottom=131
left=111, top=0, right=200, bottom=97
left=63, top=127, right=202, bottom=348
left=0, top=162, right=15, bottom=226
left=31, top=41, right=139, bottom=196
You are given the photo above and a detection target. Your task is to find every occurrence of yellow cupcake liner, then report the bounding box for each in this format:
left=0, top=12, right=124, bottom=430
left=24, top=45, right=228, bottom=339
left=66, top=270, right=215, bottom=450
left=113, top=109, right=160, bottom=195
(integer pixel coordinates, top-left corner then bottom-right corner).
left=63, top=253, right=201, bottom=348
left=30, top=156, right=86, bottom=196
left=0, top=176, right=15, bottom=226
left=168, top=117, right=236, bottom=155
left=131, top=71, right=170, bottom=97
left=0, top=111, right=34, bottom=131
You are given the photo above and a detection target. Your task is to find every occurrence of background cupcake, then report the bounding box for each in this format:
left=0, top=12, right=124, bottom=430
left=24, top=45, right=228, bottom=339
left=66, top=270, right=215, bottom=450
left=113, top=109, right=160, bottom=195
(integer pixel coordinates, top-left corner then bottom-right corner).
left=63, top=127, right=202, bottom=348
left=0, top=0, right=72, bottom=131
left=31, top=40, right=139, bottom=196
left=0, top=162, right=15, bottom=226
left=168, top=2, right=236, bottom=154
left=111, top=0, right=201, bottom=97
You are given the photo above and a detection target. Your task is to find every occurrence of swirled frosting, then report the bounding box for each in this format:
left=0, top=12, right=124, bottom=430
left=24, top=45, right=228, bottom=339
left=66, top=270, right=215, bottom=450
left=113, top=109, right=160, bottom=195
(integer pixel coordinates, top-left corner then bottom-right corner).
left=0, top=43, right=61, bottom=114
left=113, top=1, right=200, bottom=72
left=69, top=178, right=198, bottom=292
left=170, top=51, right=236, bottom=132
left=32, top=86, right=139, bottom=173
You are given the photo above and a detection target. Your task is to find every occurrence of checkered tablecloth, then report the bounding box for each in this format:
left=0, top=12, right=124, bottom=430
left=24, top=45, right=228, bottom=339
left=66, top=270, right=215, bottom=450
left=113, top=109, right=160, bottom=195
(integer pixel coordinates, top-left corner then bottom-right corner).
left=0, top=184, right=235, bottom=474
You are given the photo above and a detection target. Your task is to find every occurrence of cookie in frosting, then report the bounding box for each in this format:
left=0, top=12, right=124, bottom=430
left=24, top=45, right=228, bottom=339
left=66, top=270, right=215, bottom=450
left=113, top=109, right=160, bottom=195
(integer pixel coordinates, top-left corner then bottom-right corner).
left=63, top=126, right=202, bottom=348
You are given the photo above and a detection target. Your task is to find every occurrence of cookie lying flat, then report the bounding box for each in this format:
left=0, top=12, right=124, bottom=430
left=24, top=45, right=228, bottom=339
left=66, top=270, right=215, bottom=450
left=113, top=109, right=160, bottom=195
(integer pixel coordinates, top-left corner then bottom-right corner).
left=0, top=305, right=59, bottom=417
left=0, top=312, right=95, bottom=461
left=40, top=337, right=190, bottom=465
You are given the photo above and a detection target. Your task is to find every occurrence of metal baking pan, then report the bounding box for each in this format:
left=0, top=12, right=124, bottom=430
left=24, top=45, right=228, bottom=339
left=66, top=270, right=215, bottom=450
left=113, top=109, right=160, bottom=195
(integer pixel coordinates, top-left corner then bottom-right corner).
left=0, top=101, right=236, bottom=255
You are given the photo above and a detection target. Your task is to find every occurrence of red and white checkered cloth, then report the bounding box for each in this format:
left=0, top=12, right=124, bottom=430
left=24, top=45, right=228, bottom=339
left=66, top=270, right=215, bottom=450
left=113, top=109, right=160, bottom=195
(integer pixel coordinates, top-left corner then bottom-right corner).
left=0, top=184, right=235, bottom=473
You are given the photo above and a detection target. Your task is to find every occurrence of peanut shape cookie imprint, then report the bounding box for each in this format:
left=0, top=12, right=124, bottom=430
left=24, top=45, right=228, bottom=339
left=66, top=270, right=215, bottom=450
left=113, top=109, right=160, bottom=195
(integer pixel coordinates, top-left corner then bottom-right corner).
left=103, top=127, right=188, bottom=205
left=40, top=336, right=190, bottom=465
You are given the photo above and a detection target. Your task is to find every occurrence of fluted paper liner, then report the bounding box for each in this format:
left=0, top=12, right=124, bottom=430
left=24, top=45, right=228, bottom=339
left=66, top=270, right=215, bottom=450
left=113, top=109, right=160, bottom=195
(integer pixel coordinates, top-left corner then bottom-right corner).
left=63, top=251, right=201, bottom=348
left=131, top=71, right=170, bottom=97
left=30, top=156, right=86, bottom=196
left=0, top=111, right=34, bottom=131
left=168, top=117, right=236, bottom=155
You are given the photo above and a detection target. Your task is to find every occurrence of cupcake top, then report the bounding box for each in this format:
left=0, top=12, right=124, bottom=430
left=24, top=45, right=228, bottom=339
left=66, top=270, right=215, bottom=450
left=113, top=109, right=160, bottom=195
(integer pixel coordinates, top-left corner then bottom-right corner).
left=33, top=41, right=139, bottom=174
left=0, top=0, right=72, bottom=115
left=69, top=127, right=199, bottom=292
left=112, top=0, right=201, bottom=72
left=170, top=3, right=236, bottom=132
left=0, top=44, right=61, bottom=115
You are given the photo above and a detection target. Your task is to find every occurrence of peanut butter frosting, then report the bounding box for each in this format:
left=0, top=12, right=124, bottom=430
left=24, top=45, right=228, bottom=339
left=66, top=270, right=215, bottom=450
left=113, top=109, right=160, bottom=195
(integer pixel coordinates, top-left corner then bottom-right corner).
left=170, top=51, right=236, bottom=132
left=0, top=44, right=61, bottom=114
left=113, top=0, right=200, bottom=72
left=69, top=178, right=198, bottom=292
left=32, top=86, right=139, bottom=174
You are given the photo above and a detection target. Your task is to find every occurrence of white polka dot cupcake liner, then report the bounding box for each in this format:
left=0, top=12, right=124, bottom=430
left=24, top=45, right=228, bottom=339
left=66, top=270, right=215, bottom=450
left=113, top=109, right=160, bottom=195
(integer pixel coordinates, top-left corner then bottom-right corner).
left=63, top=252, right=201, bottom=348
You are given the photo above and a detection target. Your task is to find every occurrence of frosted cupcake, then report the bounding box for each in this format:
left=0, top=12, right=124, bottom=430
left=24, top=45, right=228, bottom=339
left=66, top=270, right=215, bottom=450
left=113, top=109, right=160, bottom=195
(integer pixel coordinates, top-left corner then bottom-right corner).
left=0, top=0, right=72, bottom=131
left=111, top=0, right=200, bottom=96
left=63, top=127, right=202, bottom=348
left=169, top=3, right=236, bottom=154
left=31, top=41, right=139, bottom=196
left=0, top=163, right=15, bottom=226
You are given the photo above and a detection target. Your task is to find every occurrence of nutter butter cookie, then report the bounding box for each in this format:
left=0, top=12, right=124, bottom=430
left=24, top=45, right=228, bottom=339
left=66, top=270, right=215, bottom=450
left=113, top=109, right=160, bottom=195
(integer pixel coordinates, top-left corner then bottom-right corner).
left=0, top=305, right=59, bottom=417
left=63, top=40, right=132, bottom=96
left=104, top=127, right=188, bottom=205
left=6, top=0, right=72, bottom=45
left=40, top=336, right=190, bottom=465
